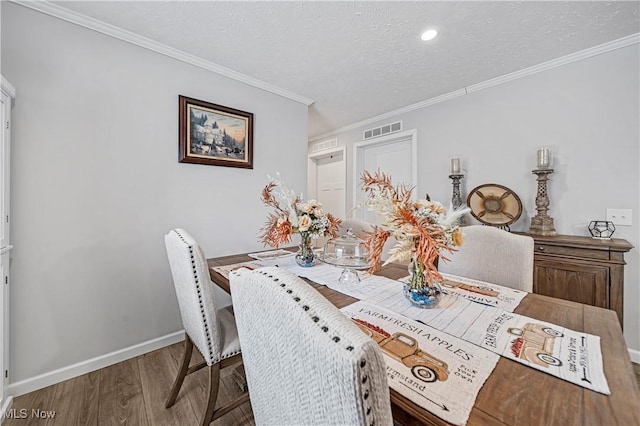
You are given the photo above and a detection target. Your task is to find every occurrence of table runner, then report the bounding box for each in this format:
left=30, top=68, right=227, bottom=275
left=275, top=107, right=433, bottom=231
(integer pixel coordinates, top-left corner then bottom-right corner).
left=212, top=256, right=610, bottom=394
left=438, top=273, right=527, bottom=311
left=342, top=301, right=499, bottom=426
left=273, top=259, right=527, bottom=311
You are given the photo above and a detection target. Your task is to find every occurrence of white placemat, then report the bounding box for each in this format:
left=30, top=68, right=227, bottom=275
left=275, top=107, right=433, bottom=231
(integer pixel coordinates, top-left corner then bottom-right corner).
left=247, top=249, right=295, bottom=261
left=211, top=260, right=267, bottom=279
left=342, top=301, right=499, bottom=426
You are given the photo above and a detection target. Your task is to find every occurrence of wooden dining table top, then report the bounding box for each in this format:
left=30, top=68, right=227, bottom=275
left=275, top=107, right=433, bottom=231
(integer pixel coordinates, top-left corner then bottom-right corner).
left=207, top=251, right=640, bottom=426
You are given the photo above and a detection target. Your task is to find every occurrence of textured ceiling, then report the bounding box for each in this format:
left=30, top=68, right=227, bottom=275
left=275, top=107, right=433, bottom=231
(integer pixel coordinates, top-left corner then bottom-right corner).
left=51, top=1, right=640, bottom=139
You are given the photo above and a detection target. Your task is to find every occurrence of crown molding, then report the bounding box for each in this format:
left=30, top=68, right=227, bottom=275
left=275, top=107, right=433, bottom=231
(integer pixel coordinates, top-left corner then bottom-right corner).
left=1, top=76, right=16, bottom=98
left=310, top=89, right=467, bottom=142
left=311, top=32, right=640, bottom=142
left=467, top=32, right=640, bottom=93
left=10, top=0, right=314, bottom=106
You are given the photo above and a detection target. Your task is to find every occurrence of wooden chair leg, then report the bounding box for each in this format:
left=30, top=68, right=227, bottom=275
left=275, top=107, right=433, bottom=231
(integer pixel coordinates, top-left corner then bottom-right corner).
left=166, top=342, right=243, bottom=424
left=165, top=336, right=194, bottom=408
left=202, top=364, right=221, bottom=426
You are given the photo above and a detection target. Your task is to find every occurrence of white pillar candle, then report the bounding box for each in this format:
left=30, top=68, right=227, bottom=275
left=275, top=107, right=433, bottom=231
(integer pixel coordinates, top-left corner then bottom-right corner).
left=537, top=148, right=551, bottom=168
left=450, top=157, right=461, bottom=174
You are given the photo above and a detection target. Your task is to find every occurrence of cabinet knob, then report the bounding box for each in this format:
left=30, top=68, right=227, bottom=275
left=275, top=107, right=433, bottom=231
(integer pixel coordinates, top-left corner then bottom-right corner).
left=538, top=246, right=545, bottom=252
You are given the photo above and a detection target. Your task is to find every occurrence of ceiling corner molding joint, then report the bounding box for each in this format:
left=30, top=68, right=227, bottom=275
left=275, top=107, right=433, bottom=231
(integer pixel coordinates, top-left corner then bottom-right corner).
left=1, top=76, right=16, bottom=98
left=9, top=0, right=314, bottom=106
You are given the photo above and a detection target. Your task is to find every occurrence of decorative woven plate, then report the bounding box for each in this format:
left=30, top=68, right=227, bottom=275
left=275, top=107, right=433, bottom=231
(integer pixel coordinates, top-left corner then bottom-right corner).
left=467, top=183, right=523, bottom=226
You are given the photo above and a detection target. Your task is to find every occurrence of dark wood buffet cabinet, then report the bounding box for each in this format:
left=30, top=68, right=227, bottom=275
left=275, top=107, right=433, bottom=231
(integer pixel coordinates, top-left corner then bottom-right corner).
left=522, top=233, right=633, bottom=327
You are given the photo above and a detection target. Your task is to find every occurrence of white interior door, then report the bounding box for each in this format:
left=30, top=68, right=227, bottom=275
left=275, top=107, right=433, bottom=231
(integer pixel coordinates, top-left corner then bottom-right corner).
left=317, top=156, right=345, bottom=218
left=308, top=147, right=346, bottom=248
left=308, top=147, right=346, bottom=219
left=353, top=130, right=417, bottom=224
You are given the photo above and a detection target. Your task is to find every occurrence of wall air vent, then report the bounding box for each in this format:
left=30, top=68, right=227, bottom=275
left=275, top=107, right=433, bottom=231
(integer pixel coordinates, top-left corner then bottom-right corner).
left=311, top=138, right=338, bottom=153
left=363, top=121, right=402, bottom=140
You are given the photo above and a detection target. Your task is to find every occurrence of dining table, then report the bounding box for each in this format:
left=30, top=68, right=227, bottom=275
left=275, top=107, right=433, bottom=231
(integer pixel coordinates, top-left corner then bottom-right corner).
left=207, top=251, right=640, bottom=426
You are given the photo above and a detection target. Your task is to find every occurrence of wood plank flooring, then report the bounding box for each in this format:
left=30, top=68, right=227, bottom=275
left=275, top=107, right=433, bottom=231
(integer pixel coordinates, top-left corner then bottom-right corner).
left=4, top=342, right=254, bottom=426
left=4, top=342, right=640, bottom=426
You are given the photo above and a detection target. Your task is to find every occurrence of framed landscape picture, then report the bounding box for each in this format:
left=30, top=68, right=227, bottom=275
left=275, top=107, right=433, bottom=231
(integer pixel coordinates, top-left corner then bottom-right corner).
left=179, top=95, right=254, bottom=168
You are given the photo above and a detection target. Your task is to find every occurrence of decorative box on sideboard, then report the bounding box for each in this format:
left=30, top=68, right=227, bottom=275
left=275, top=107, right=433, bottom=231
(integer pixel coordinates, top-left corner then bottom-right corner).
left=520, top=233, right=633, bottom=328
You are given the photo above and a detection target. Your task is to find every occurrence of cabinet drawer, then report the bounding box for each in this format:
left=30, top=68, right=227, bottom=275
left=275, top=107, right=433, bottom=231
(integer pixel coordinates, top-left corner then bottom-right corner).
left=534, top=243, right=609, bottom=260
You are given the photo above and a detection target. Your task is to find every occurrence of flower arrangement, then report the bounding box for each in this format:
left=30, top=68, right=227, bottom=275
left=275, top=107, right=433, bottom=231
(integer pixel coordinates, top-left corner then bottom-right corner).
left=360, top=170, right=468, bottom=286
left=259, top=175, right=341, bottom=249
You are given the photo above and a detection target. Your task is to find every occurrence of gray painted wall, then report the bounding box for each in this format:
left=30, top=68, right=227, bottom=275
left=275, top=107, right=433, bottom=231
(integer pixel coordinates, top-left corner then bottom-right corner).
left=2, top=3, right=308, bottom=383
left=317, top=44, right=640, bottom=356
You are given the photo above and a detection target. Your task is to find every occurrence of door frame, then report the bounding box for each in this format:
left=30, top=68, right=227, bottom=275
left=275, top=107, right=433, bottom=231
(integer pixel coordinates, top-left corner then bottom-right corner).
left=352, top=129, right=418, bottom=216
left=307, top=146, right=347, bottom=218
left=0, top=75, right=14, bottom=416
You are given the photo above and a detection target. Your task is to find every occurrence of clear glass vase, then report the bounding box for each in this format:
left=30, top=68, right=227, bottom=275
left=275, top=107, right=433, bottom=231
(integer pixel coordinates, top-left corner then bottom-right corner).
left=295, top=232, right=316, bottom=267
left=403, top=256, right=442, bottom=308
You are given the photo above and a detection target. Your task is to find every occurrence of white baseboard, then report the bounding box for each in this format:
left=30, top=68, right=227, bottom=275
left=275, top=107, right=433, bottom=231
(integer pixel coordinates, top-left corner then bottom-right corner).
left=629, top=347, right=640, bottom=364
left=1, top=396, right=14, bottom=424
left=8, top=330, right=185, bottom=397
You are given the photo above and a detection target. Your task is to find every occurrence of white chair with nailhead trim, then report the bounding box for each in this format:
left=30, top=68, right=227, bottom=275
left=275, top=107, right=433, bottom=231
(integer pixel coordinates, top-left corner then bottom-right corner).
left=438, top=225, right=534, bottom=292
left=230, top=266, right=393, bottom=426
left=164, top=229, right=249, bottom=425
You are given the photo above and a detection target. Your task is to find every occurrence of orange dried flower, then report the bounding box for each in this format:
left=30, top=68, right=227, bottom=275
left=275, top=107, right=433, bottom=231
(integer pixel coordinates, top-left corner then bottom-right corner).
left=259, top=175, right=342, bottom=248
left=359, top=169, right=469, bottom=279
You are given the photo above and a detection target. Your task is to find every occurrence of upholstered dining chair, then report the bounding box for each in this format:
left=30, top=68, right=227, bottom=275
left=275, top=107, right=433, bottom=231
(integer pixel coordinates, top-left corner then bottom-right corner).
left=340, top=216, right=398, bottom=262
left=164, top=229, right=249, bottom=425
left=230, top=266, right=393, bottom=425
left=438, top=225, right=534, bottom=292
left=340, top=216, right=374, bottom=239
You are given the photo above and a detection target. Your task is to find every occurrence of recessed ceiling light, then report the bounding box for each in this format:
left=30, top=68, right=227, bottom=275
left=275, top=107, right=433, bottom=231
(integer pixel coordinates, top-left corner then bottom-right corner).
left=421, top=29, right=438, bottom=41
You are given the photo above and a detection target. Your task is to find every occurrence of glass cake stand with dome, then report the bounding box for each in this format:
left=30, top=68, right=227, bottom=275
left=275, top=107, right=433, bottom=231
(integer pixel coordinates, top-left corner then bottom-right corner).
left=322, top=228, right=370, bottom=285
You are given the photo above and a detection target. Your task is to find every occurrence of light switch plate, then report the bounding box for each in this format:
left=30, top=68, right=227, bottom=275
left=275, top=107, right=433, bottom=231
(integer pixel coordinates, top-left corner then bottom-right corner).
left=606, top=209, right=632, bottom=226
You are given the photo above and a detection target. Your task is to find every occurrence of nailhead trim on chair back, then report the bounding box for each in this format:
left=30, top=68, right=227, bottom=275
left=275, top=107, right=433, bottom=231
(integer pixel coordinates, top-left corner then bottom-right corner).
left=230, top=267, right=393, bottom=425
left=165, top=229, right=220, bottom=365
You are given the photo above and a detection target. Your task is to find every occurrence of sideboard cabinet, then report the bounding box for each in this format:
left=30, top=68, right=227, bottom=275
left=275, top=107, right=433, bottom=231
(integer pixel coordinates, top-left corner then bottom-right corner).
left=522, top=233, right=633, bottom=327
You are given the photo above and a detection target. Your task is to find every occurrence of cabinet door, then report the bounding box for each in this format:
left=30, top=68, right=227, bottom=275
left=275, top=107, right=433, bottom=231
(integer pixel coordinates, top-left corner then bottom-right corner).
left=533, top=260, right=609, bottom=308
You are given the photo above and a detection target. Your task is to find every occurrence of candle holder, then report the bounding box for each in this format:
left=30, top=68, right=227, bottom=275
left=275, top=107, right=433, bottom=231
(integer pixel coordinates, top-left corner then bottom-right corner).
left=529, top=168, right=557, bottom=236
left=449, top=173, right=466, bottom=225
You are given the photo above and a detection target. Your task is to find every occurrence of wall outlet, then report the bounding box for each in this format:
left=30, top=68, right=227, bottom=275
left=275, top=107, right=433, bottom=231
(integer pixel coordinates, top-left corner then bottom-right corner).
left=606, top=208, right=632, bottom=226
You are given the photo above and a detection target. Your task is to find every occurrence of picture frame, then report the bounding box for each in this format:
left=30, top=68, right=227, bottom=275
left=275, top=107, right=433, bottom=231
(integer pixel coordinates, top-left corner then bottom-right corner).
left=179, top=95, right=254, bottom=169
